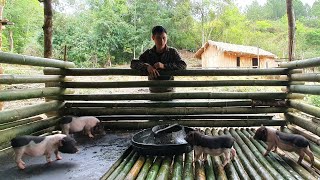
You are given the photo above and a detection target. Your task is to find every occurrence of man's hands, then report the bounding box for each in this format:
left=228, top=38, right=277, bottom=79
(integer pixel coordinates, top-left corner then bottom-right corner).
left=145, top=62, right=165, bottom=78
left=153, top=62, right=165, bottom=69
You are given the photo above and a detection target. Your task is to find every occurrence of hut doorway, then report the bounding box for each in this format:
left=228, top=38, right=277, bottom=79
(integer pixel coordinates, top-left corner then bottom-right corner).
left=252, top=58, right=258, bottom=68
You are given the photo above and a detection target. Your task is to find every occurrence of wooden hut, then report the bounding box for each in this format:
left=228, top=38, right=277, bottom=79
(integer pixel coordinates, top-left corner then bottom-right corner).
left=194, top=40, right=278, bottom=68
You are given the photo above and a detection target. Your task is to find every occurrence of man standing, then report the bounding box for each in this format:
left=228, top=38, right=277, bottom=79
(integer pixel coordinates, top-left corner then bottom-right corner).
left=131, top=25, right=187, bottom=93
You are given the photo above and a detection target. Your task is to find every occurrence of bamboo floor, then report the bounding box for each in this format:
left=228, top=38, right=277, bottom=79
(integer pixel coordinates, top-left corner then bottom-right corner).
left=101, top=128, right=320, bottom=180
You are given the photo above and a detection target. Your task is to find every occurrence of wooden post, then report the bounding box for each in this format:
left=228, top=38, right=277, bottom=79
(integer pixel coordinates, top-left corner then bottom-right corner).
left=39, top=0, right=53, bottom=58
left=286, top=0, right=295, bottom=61
left=0, top=1, right=5, bottom=111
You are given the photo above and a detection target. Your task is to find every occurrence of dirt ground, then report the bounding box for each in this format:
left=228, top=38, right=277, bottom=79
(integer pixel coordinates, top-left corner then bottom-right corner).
left=0, top=130, right=136, bottom=180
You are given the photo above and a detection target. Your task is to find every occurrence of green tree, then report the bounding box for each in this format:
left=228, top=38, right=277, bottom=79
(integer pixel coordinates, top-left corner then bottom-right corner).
left=3, top=0, right=43, bottom=54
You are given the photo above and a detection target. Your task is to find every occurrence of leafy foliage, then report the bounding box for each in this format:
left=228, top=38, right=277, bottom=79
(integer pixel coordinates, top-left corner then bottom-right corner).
left=1, top=0, right=320, bottom=66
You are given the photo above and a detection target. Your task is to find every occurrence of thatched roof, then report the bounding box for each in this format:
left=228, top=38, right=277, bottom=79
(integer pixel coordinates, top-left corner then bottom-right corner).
left=194, top=40, right=277, bottom=59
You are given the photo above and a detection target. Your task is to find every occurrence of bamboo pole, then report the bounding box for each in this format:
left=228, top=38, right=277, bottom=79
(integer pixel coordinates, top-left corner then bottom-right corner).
left=245, top=129, right=304, bottom=180
left=124, top=155, right=146, bottom=180
left=195, top=160, right=206, bottom=180
left=155, top=156, right=172, bottom=180
left=0, top=75, right=64, bottom=84
left=285, top=112, right=320, bottom=136
left=62, top=92, right=302, bottom=101
left=236, top=129, right=285, bottom=179
left=204, top=152, right=215, bottom=180
left=105, top=150, right=135, bottom=180
left=65, top=100, right=254, bottom=108
left=136, top=156, right=154, bottom=180
left=172, top=154, right=183, bottom=180
left=0, top=87, right=64, bottom=101
left=289, top=85, right=320, bottom=95
left=92, top=114, right=275, bottom=121
left=62, top=80, right=290, bottom=89
left=0, top=100, right=63, bottom=124
left=224, top=129, right=264, bottom=180
left=217, top=129, right=241, bottom=180
left=0, top=116, right=59, bottom=149
left=0, top=51, right=75, bottom=68
left=221, top=129, right=250, bottom=180
left=279, top=57, right=320, bottom=69
left=183, top=151, right=194, bottom=180
left=114, top=151, right=139, bottom=180
left=209, top=129, right=227, bottom=180
left=0, top=116, right=42, bottom=130
left=249, top=129, right=317, bottom=180
left=43, top=67, right=289, bottom=76
left=65, top=107, right=288, bottom=116
left=102, top=120, right=286, bottom=130
left=289, top=100, right=320, bottom=119
left=145, top=156, right=162, bottom=180
left=100, top=147, right=133, bottom=180
left=290, top=73, right=320, bottom=82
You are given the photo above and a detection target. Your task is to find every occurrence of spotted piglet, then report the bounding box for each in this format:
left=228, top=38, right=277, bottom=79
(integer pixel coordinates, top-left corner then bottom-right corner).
left=253, top=125, right=314, bottom=167
left=11, top=134, right=78, bottom=170
left=185, top=131, right=236, bottom=167
left=60, top=116, right=104, bottom=138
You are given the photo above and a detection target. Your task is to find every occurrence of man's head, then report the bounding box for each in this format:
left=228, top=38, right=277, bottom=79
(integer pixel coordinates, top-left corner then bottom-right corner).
left=151, top=25, right=167, bottom=51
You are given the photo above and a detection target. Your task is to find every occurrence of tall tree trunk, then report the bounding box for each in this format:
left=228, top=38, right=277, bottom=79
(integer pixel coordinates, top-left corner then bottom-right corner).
left=286, top=0, right=295, bottom=61
left=0, top=5, right=4, bottom=51
left=9, top=30, right=13, bottom=52
left=0, top=4, right=4, bottom=111
left=43, top=0, right=53, bottom=58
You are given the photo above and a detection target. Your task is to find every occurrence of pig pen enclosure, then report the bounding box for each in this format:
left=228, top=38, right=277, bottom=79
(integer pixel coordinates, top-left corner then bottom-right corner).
left=0, top=52, right=320, bottom=179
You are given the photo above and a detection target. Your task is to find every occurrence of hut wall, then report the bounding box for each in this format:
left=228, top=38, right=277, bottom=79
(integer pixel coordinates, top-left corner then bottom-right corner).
left=200, top=45, right=277, bottom=68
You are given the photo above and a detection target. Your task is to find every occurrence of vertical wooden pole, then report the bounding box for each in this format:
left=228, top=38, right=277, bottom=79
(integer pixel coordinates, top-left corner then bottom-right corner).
left=43, top=0, right=53, bottom=58
left=0, top=2, right=4, bottom=111
left=286, top=0, right=295, bottom=62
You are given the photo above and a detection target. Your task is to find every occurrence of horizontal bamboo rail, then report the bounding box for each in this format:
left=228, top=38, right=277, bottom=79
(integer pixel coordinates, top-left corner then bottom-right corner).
left=96, top=114, right=274, bottom=121
left=0, top=116, right=42, bottom=130
left=62, top=80, right=290, bottom=88
left=0, top=75, right=64, bottom=84
left=289, top=85, right=320, bottom=95
left=65, top=107, right=289, bottom=116
left=289, top=100, right=320, bottom=119
left=290, top=73, right=320, bottom=82
left=0, top=116, right=60, bottom=149
left=279, top=57, right=320, bottom=69
left=61, top=92, right=303, bottom=101
left=65, top=100, right=253, bottom=108
left=285, top=112, right=320, bottom=136
left=43, top=67, right=290, bottom=76
left=0, top=100, right=63, bottom=124
left=0, top=52, right=75, bottom=68
left=102, top=119, right=286, bottom=129
left=0, top=87, right=64, bottom=101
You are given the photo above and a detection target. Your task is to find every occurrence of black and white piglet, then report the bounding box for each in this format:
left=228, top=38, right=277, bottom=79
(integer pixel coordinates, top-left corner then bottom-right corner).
left=11, top=134, right=78, bottom=170
left=185, top=131, right=236, bottom=167
left=253, top=125, right=314, bottom=167
left=60, top=116, right=105, bottom=138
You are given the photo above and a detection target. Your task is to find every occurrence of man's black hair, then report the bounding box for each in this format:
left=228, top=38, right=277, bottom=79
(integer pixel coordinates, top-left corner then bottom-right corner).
left=152, top=25, right=167, bottom=35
